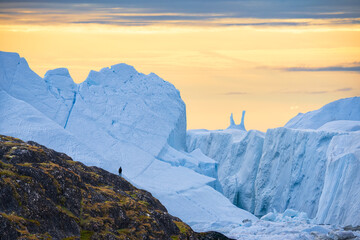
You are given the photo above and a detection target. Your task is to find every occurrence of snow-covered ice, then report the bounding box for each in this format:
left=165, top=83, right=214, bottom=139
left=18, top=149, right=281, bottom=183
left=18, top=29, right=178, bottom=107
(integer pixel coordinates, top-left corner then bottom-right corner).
left=1, top=50, right=360, bottom=239
left=316, top=132, right=360, bottom=226
left=187, top=128, right=265, bottom=213
left=0, top=51, right=255, bottom=235
left=254, top=128, right=339, bottom=218
left=225, top=208, right=360, bottom=240
left=285, top=97, right=360, bottom=130
left=187, top=97, right=360, bottom=231
left=318, top=120, right=360, bottom=132
left=0, top=89, right=104, bottom=167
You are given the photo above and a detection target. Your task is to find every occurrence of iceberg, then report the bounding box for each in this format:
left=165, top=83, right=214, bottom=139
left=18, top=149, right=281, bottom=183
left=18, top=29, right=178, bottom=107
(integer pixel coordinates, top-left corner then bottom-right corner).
left=2, top=50, right=359, bottom=237
left=0, top=51, right=256, bottom=235
left=187, top=97, right=360, bottom=228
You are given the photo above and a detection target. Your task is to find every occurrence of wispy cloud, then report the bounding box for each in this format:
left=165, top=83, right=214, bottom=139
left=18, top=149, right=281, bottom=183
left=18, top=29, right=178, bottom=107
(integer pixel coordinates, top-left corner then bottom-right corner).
left=277, top=62, right=360, bottom=73
left=0, top=0, right=359, bottom=27
left=285, top=66, right=360, bottom=72
left=336, top=87, right=353, bottom=92
left=282, top=90, right=329, bottom=94
left=224, top=91, right=248, bottom=95
left=280, top=88, right=354, bottom=95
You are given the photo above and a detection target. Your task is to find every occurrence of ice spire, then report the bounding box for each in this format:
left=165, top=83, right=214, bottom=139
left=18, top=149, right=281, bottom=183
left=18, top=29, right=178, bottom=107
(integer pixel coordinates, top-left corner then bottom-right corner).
left=230, top=113, right=235, bottom=126
left=228, top=111, right=246, bottom=131
left=240, top=110, right=246, bottom=130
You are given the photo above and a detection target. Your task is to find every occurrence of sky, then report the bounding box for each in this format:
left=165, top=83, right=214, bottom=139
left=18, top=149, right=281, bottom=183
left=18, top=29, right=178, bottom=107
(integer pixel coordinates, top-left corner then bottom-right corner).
left=0, top=0, right=359, bottom=131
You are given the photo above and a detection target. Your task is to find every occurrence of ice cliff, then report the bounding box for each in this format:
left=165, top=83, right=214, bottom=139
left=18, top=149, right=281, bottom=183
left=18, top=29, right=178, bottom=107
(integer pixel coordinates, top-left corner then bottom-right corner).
left=0, top=51, right=256, bottom=235
left=187, top=129, right=264, bottom=213
left=187, top=97, right=360, bottom=227
left=316, top=132, right=360, bottom=226
left=254, top=128, right=338, bottom=218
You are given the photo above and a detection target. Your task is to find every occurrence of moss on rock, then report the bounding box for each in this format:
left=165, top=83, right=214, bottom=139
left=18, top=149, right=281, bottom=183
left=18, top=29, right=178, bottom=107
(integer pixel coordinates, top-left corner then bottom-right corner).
left=0, top=135, right=232, bottom=240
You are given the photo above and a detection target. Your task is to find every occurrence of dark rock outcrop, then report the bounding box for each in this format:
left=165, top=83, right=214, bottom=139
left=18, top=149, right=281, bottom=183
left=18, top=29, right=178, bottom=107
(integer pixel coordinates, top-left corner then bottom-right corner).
left=0, top=135, right=232, bottom=240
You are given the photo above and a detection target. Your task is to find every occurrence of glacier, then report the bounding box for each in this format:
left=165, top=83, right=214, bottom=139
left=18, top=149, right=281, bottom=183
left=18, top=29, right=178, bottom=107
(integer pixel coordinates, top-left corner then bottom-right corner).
left=0, top=51, right=256, bottom=235
left=187, top=97, right=360, bottom=229
left=1, top=50, right=360, bottom=239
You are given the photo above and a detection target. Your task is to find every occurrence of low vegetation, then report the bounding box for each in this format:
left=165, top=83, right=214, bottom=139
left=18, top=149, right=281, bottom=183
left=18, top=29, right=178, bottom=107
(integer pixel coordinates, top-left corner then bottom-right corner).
left=0, top=135, right=231, bottom=240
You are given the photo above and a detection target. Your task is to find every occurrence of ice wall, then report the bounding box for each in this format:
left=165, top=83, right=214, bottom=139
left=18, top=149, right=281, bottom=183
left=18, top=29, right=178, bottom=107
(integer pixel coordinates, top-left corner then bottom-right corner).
left=187, top=129, right=265, bottom=212
left=187, top=99, right=360, bottom=226
left=254, top=128, right=338, bottom=218
left=315, top=132, right=360, bottom=226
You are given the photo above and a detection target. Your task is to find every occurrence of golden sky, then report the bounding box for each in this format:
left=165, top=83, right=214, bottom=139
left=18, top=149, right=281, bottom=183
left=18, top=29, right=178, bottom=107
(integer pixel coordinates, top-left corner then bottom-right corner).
left=1, top=1, right=359, bottom=131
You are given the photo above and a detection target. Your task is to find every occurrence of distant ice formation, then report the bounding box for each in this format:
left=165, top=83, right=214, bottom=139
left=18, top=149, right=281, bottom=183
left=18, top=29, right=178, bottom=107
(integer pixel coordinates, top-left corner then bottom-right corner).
left=228, top=111, right=246, bottom=131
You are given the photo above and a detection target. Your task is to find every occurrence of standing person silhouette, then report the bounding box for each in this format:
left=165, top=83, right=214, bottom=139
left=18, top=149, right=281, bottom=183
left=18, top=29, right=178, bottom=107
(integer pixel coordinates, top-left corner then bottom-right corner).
left=118, top=167, right=122, bottom=177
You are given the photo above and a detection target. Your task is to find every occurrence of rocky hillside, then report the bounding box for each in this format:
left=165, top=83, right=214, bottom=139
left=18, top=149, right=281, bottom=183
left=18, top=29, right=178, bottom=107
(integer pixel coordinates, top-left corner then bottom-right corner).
left=0, top=135, right=231, bottom=240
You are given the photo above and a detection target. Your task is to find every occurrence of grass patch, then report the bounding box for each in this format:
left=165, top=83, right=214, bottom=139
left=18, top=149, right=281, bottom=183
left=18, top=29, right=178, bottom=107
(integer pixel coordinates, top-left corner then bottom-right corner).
left=57, top=205, right=80, bottom=224
left=80, top=230, right=94, bottom=240
left=0, top=161, right=13, bottom=169
left=174, top=221, right=191, bottom=234
left=0, top=169, right=17, bottom=177
left=0, top=212, right=24, bottom=223
left=117, top=228, right=131, bottom=235
left=138, top=200, right=149, bottom=207
left=63, top=237, right=78, bottom=240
